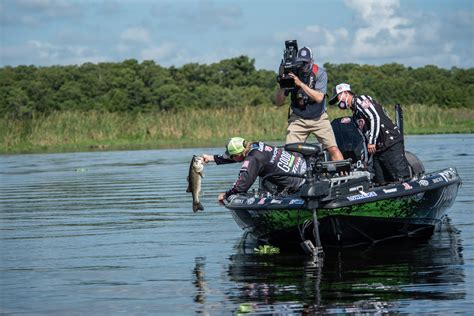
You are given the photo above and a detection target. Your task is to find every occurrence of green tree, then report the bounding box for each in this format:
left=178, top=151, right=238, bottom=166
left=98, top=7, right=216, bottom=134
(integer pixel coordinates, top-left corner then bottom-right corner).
left=3, top=87, right=33, bottom=118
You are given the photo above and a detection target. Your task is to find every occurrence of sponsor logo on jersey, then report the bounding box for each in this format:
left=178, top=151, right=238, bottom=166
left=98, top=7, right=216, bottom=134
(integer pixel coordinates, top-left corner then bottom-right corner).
left=277, top=150, right=295, bottom=173
left=291, top=157, right=304, bottom=173
left=270, top=147, right=279, bottom=163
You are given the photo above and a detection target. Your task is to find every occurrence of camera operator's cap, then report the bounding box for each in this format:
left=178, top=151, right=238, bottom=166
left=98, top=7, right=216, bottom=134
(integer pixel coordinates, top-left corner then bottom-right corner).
left=223, top=137, right=246, bottom=158
left=328, top=83, right=352, bottom=105
left=296, top=46, right=313, bottom=63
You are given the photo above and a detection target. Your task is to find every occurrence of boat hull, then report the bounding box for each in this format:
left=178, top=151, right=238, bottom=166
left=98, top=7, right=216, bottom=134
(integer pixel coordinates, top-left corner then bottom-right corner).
left=227, top=168, right=461, bottom=249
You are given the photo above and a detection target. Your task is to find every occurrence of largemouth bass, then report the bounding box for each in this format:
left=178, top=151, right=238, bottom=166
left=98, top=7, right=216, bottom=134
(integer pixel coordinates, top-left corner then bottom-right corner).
left=186, top=155, right=204, bottom=212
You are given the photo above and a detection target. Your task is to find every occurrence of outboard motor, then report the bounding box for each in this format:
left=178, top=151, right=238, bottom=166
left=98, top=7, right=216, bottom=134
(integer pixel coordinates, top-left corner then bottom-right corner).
left=405, top=151, right=425, bottom=178
left=284, top=143, right=327, bottom=256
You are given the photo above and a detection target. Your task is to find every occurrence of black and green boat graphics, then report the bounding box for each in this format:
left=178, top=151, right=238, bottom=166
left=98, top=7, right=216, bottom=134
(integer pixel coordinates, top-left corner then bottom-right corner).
left=225, top=167, right=461, bottom=249
left=225, top=116, right=461, bottom=249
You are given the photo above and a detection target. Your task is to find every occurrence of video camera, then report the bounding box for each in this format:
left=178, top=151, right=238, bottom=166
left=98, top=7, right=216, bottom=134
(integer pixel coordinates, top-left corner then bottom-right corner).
left=277, top=40, right=306, bottom=89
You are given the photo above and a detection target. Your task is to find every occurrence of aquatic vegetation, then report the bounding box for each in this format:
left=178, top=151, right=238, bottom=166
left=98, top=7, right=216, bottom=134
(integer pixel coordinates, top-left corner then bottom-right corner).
left=0, top=105, right=472, bottom=153
left=254, top=244, right=280, bottom=255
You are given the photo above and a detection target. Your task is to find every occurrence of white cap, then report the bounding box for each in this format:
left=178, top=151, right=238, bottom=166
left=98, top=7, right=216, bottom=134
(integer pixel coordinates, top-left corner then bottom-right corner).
left=329, top=83, right=352, bottom=105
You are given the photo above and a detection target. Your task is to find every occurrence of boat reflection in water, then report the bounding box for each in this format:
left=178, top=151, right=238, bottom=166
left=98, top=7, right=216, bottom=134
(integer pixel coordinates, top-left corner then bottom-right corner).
left=224, top=219, right=464, bottom=314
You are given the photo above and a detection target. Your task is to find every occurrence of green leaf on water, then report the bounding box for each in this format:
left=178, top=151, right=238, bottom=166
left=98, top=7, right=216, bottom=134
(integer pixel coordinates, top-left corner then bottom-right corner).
left=253, top=244, right=280, bottom=255
left=237, top=303, right=253, bottom=314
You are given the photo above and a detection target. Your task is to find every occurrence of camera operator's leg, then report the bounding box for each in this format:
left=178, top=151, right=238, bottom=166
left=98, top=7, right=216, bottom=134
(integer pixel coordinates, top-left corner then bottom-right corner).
left=311, top=113, right=344, bottom=161
left=286, top=113, right=309, bottom=144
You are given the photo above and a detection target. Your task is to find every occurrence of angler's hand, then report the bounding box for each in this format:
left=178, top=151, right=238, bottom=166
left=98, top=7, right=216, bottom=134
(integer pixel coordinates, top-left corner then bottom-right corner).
left=368, top=144, right=376, bottom=155
left=218, top=192, right=226, bottom=205
left=202, top=154, right=214, bottom=164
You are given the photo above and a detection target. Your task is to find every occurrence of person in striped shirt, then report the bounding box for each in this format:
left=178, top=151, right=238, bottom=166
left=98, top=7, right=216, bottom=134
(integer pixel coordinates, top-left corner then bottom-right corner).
left=328, top=83, right=410, bottom=186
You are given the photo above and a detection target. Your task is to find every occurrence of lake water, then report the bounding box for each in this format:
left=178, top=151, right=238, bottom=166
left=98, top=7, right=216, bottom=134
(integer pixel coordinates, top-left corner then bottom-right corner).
left=0, top=134, right=473, bottom=314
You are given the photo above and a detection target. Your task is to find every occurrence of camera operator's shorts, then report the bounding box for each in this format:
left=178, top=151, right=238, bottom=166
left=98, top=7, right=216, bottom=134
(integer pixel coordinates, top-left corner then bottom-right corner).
left=286, top=112, right=338, bottom=149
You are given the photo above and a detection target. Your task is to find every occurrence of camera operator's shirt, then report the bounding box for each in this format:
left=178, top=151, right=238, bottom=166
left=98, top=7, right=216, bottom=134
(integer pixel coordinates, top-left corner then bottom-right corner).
left=286, top=65, right=328, bottom=119
left=213, top=142, right=306, bottom=198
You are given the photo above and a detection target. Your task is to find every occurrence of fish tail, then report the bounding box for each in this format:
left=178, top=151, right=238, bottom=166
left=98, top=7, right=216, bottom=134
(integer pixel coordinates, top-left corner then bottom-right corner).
left=193, top=201, right=204, bottom=213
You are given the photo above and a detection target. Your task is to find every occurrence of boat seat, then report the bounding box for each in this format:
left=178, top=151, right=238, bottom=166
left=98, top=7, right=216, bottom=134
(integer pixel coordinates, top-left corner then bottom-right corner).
left=284, top=143, right=323, bottom=157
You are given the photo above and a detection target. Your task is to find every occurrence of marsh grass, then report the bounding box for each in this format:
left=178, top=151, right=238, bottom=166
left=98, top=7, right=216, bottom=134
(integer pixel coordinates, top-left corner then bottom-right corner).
left=1, top=104, right=472, bottom=153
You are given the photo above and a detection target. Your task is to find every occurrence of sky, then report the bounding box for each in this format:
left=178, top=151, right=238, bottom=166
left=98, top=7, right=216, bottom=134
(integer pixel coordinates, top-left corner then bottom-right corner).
left=1, top=0, right=473, bottom=70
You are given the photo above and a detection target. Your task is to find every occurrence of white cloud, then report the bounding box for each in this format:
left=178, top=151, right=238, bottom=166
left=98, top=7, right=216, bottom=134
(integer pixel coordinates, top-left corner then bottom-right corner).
left=343, top=0, right=416, bottom=59
left=271, top=25, right=352, bottom=65
left=116, top=26, right=153, bottom=59
left=345, top=0, right=401, bottom=24
left=141, top=42, right=177, bottom=62
left=33, top=40, right=102, bottom=63
left=0, top=40, right=109, bottom=66
left=120, top=27, right=151, bottom=44
left=270, top=0, right=464, bottom=68
left=1, top=0, right=471, bottom=69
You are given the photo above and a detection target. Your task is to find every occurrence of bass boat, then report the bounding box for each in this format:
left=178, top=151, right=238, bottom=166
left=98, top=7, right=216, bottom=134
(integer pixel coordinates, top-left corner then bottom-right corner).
left=224, top=111, right=462, bottom=253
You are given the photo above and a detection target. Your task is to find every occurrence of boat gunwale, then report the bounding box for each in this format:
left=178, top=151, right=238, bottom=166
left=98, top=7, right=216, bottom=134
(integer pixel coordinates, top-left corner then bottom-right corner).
left=225, top=167, right=461, bottom=212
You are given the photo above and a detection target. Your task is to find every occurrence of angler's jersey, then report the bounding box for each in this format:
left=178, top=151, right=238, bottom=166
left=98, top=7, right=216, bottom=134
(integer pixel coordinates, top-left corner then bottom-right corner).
left=286, top=64, right=328, bottom=119
left=214, top=142, right=307, bottom=197
left=351, top=95, right=403, bottom=152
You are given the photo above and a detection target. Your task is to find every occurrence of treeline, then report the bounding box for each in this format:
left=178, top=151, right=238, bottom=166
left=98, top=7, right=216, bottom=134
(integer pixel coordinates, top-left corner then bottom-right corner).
left=1, top=56, right=473, bottom=118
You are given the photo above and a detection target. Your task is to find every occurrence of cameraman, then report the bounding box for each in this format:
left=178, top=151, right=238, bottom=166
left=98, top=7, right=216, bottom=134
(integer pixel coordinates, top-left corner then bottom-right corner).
left=275, top=46, right=343, bottom=162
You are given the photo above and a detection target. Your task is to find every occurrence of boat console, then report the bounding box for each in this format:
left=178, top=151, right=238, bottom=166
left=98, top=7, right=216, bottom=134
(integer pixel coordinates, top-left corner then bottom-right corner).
left=283, top=142, right=371, bottom=203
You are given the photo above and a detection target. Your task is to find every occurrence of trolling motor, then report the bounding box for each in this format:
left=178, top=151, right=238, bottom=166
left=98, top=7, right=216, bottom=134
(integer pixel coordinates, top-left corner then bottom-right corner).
left=284, top=143, right=330, bottom=257
left=259, top=142, right=353, bottom=255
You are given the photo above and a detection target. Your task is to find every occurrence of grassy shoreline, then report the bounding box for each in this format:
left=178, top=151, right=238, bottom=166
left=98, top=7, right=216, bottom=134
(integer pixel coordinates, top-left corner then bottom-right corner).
left=1, top=105, right=473, bottom=154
